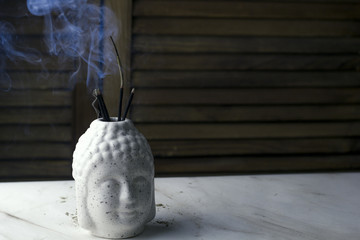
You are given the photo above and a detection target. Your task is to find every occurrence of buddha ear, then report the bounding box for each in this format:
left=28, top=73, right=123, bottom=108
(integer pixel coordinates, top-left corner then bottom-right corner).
left=147, top=185, right=156, bottom=222
left=78, top=208, right=94, bottom=230
left=75, top=182, right=95, bottom=230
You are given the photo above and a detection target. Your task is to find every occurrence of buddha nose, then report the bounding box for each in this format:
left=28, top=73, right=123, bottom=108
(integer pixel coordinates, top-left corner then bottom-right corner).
left=120, top=182, right=136, bottom=207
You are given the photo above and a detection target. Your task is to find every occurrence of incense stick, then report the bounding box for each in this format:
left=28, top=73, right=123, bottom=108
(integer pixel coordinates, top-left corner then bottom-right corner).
left=118, top=87, right=123, bottom=121
left=122, top=88, right=135, bottom=121
left=94, top=88, right=110, bottom=121
left=110, top=36, right=124, bottom=121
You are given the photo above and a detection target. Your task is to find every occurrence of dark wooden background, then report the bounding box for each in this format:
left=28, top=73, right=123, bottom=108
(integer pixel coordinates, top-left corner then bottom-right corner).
left=1, top=0, right=360, bottom=180
left=130, top=0, right=360, bottom=174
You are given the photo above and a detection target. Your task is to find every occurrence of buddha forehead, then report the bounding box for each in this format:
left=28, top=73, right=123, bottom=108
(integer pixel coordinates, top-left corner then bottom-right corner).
left=87, top=157, right=153, bottom=182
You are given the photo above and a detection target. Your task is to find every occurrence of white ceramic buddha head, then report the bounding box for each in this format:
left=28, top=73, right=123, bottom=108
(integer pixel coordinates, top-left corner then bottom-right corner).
left=72, top=118, right=155, bottom=238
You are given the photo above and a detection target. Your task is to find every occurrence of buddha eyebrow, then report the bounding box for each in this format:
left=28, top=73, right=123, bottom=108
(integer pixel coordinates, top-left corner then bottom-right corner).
left=131, top=170, right=151, bottom=178
left=98, top=177, right=119, bottom=184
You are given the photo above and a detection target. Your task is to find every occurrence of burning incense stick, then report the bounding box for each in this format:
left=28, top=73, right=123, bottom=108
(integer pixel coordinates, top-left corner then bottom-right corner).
left=94, top=88, right=110, bottom=121
left=110, top=36, right=124, bottom=121
left=122, top=88, right=135, bottom=121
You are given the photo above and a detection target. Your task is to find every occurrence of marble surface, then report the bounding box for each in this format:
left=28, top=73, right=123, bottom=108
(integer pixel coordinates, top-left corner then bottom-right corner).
left=0, top=173, right=359, bottom=239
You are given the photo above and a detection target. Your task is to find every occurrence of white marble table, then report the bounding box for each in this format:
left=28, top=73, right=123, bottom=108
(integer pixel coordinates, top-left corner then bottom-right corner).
left=0, top=173, right=359, bottom=239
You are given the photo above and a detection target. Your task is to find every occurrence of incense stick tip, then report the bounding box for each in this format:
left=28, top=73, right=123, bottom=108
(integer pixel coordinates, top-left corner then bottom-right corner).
left=94, top=88, right=101, bottom=96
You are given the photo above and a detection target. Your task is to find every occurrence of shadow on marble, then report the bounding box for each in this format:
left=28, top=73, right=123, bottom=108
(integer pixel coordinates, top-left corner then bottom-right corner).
left=142, top=213, right=205, bottom=239
left=141, top=224, right=174, bottom=238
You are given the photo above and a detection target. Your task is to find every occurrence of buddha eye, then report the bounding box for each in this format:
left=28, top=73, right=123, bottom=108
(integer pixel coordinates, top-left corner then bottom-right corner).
left=101, top=179, right=120, bottom=192
left=132, top=176, right=150, bottom=195
left=97, top=179, right=120, bottom=206
left=133, top=176, right=147, bottom=184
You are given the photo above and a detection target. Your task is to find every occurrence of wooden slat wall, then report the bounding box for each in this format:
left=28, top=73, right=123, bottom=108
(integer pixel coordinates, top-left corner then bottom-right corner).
left=131, top=0, right=360, bottom=173
left=2, top=0, right=360, bottom=180
left=0, top=12, right=74, bottom=180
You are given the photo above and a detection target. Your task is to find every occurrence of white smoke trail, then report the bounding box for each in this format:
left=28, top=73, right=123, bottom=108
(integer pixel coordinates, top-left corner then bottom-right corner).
left=26, top=0, right=119, bottom=89
left=0, top=21, right=42, bottom=91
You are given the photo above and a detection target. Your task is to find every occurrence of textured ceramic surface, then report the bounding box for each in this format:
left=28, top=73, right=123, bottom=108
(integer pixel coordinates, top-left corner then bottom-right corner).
left=72, top=118, right=155, bottom=238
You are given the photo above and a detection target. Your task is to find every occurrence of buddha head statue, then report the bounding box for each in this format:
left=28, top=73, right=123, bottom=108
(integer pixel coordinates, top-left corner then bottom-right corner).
left=72, top=119, right=155, bottom=238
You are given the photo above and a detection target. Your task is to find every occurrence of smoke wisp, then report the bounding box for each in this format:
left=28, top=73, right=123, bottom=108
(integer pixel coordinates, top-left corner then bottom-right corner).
left=1, top=0, right=120, bottom=91
left=0, top=20, right=42, bottom=91
left=26, top=0, right=119, bottom=89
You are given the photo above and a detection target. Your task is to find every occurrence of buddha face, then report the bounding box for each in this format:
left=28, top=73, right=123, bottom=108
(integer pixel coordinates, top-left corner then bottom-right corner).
left=85, top=158, right=155, bottom=238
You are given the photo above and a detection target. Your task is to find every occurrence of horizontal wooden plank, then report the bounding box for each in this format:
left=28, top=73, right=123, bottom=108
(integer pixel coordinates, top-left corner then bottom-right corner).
left=0, top=160, right=72, bottom=179
left=4, top=56, right=76, bottom=71
left=134, top=1, right=360, bottom=20
left=13, top=35, right=49, bottom=53
left=149, top=138, right=360, bottom=157
left=1, top=17, right=44, bottom=35
left=0, top=90, right=72, bottom=107
left=0, top=16, right=75, bottom=36
left=0, top=108, right=72, bottom=124
left=3, top=35, right=80, bottom=55
left=0, top=125, right=72, bottom=141
left=133, top=88, right=360, bottom=105
left=0, top=143, right=73, bottom=159
left=0, top=1, right=31, bottom=18
left=154, top=155, right=360, bottom=173
left=136, top=122, right=360, bottom=140
left=133, top=36, right=360, bottom=54
left=133, top=54, right=360, bottom=70
left=1, top=155, right=359, bottom=179
left=132, top=71, right=360, bottom=88
left=3, top=72, right=72, bottom=90
left=133, top=18, right=360, bottom=37
left=131, top=105, right=360, bottom=122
